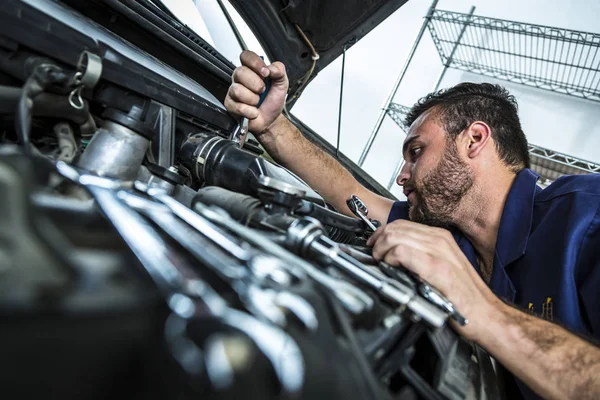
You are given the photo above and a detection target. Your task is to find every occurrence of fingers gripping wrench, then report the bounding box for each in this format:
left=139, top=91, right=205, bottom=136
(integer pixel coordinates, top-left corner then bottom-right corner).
left=230, top=58, right=272, bottom=148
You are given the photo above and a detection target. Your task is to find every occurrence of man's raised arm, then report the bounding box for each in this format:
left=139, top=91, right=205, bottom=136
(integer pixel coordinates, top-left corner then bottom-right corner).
left=224, top=51, right=393, bottom=222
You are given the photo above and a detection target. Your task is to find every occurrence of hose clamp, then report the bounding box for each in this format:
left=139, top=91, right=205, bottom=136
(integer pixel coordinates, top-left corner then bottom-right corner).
left=69, top=51, right=103, bottom=110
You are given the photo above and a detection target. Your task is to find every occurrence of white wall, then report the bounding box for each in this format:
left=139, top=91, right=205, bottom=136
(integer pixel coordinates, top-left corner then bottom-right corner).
left=292, top=0, right=600, bottom=200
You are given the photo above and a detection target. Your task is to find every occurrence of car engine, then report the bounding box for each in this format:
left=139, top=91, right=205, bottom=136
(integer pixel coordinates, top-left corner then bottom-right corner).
left=0, top=1, right=501, bottom=399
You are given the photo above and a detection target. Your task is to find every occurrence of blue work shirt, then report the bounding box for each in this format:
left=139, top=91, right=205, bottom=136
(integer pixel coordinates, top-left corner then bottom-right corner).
left=388, top=168, right=600, bottom=400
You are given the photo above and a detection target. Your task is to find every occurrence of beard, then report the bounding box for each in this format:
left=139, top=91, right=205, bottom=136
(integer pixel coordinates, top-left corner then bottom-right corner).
left=408, top=139, right=474, bottom=228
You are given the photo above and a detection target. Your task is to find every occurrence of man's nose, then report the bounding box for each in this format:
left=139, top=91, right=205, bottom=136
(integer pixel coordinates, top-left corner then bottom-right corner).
left=396, top=160, right=410, bottom=186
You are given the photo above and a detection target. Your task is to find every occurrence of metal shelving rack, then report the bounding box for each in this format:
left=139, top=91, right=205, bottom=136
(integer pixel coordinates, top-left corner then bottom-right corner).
left=360, top=0, right=600, bottom=189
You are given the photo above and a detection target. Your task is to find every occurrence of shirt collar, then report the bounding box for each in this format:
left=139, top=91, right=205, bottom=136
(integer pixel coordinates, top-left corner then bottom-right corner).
left=495, top=168, right=540, bottom=268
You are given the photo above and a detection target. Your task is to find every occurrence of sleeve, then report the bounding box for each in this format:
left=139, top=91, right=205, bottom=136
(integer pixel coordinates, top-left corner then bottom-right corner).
left=386, top=201, right=410, bottom=224
left=578, top=206, right=600, bottom=337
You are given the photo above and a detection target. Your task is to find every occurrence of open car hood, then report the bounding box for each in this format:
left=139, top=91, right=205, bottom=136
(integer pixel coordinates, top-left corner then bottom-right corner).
left=229, top=0, right=408, bottom=102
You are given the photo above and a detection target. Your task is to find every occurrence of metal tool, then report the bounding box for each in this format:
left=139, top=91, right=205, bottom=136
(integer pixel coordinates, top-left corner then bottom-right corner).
left=380, top=257, right=468, bottom=326
left=346, top=194, right=377, bottom=231
left=124, top=186, right=319, bottom=332
left=419, top=283, right=468, bottom=326
left=55, top=162, right=305, bottom=394
left=230, top=58, right=272, bottom=148
left=285, top=217, right=449, bottom=328
left=192, top=201, right=374, bottom=316
left=135, top=181, right=253, bottom=262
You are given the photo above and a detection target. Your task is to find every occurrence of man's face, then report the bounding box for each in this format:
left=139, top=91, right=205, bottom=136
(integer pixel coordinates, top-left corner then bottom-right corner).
left=398, top=111, right=474, bottom=228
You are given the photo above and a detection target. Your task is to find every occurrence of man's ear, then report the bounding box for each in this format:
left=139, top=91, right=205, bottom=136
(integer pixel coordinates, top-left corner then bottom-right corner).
left=463, top=121, right=492, bottom=159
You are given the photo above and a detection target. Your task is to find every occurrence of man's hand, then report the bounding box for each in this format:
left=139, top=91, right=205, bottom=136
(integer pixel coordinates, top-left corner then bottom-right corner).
left=367, top=219, right=600, bottom=399
left=225, top=51, right=288, bottom=135
left=366, top=219, right=499, bottom=340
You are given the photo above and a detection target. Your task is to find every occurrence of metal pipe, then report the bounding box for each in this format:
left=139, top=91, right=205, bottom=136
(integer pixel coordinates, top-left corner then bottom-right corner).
left=157, top=104, right=176, bottom=168
left=336, top=44, right=348, bottom=158
left=214, top=0, right=248, bottom=51
left=77, top=121, right=151, bottom=180
left=387, top=5, right=476, bottom=190
left=431, top=6, right=476, bottom=92
left=358, top=0, right=439, bottom=167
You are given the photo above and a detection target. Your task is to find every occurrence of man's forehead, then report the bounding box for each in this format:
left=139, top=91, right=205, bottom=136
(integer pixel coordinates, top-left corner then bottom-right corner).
left=403, top=109, right=440, bottom=145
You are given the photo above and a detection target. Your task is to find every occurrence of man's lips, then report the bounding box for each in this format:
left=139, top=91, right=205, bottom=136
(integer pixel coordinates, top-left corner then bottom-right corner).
left=403, top=187, right=417, bottom=204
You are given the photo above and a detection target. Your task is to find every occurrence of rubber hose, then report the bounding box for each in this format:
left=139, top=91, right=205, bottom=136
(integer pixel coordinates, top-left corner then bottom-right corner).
left=0, top=85, right=90, bottom=124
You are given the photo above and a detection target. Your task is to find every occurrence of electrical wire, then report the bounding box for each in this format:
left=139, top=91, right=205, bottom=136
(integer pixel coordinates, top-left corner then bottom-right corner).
left=286, top=24, right=320, bottom=105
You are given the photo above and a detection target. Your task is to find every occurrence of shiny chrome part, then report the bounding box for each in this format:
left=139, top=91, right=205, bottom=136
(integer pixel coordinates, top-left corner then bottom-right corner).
left=286, top=216, right=450, bottom=328
left=165, top=291, right=305, bottom=394
left=179, top=281, right=305, bottom=394
left=77, top=120, right=150, bottom=180
left=75, top=50, right=103, bottom=88
left=147, top=174, right=175, bottom=193
left=137, top=182, right=253, bottom=262
left=203, top=334, right=236, bottom=389
left=124, top=187, right=318, bottom=333
left=420, top=284, right=468, bottom=326
left=194, top=204, right=374, bottom=315
left=58, top=163, right=305, bottom=394
left=229, top=117, right=249, bottom=148
left=248, top=254, right=296, bottom=286
left=78, top=185, right=185, bottom=292
left=156, top=103, right=176, bottom=168
left=346, top=194, right=377, bottom=231
left=286, top=217, right=324, bottom=255
left=220, top=307, right=304, bottom=393
left=313, top=237, right=447, bottom=328
left=338, top=244, right=377, bottom=265
left=245, top=286, right=287, bottom=326
left=257, top=176, right=307, bottom=197
left=56, top=161, right=131, bottom=191
left=275, top=291, right=319, bottom=331
left=69, top=51, right=103, bottom=110
left=120, top=190, right=247, bottom=280
left=195, top=135, right=224, bottom=179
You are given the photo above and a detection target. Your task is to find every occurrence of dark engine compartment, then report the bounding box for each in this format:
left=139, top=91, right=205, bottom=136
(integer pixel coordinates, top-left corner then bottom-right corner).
left=0, top=1, right=501, bottom=399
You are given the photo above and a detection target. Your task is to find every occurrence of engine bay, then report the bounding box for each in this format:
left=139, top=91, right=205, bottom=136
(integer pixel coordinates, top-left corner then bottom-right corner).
left=0, top=1, right=501, bottom=399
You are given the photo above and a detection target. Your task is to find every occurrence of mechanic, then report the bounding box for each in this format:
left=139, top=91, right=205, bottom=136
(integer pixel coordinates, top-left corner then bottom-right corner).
left=224, top=50, right=600, bottom=399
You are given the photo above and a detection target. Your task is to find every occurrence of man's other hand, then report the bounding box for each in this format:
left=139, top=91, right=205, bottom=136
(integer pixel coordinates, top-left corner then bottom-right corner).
left=367, top=219, right=500, bottom=341
left=225, top=51, right=288, bottom=135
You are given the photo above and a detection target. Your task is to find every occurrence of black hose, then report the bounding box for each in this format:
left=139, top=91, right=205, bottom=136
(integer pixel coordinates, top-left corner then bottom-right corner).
left=16, top=78, right=43, bottom=155
left=0, top=85, right=89, bottom=124
left=15, top=63, right=69, bottom=156
left=193, top=186, right=265, bottom=225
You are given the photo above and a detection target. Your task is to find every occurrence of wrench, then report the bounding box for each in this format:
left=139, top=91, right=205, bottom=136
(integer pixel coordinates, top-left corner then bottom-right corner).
left=230, top=57, right=271, bottom=148
left=346, top=194, right=377, bottom=231
left=55, top=162, right=305, bottom=394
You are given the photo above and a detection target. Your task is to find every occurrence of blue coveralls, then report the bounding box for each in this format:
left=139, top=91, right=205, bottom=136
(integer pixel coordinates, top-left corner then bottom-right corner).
left=388, top=169, right=600, bottom=399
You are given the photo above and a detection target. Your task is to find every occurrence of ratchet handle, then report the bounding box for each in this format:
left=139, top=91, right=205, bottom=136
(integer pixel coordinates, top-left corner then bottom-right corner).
left=257, top=56, right=271, bottom=108
left=257, top=77, right=271, bottom=107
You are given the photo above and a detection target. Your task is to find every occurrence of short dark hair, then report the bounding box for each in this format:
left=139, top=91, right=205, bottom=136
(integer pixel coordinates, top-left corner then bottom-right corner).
left=405, top=82, right=530, bottom=172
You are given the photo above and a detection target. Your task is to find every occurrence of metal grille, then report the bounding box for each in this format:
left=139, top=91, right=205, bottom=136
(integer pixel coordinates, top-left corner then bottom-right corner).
left=386, top=103, right=412, bottom=128
left=528, top=143, right=600, bottom=180
left=428, top=10, right=600, bottom=101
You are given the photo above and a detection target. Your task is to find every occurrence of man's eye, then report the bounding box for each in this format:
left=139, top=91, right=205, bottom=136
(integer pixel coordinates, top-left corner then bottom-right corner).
left=409, top=147, right=422, bottom=159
